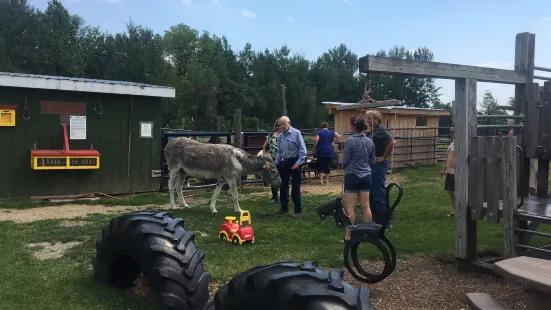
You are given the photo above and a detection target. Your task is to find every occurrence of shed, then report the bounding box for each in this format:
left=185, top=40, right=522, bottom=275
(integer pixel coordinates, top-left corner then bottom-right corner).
left=322, top=101, right=451, bottom=169
left=0, top=72, right=175, bottom=199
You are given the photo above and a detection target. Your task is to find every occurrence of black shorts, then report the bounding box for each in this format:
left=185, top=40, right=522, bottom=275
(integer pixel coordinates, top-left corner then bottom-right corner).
left=444, top=173, right=455, bottom=191
left=316, top=156, right=332, bottom=174
left=344, top=173, right=371, bottom=193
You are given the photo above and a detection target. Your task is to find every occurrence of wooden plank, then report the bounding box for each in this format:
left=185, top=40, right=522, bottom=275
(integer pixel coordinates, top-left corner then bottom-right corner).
left=485, top=136, right=500, bottom=223
left=335, top=100, right=404, bottom=111
left=359, top=55, right=526, bottom=84
left=543, top=82, right=551, bottom=158
left=454, top=78, right=478, bottom=261
left=469, top=136, right=485, bottom=220
left=502, top=136, right=519, bottom=258
left=465, top=293, right=511, bottom=310
left=494, top=256, right=551, bottom=296
left=516, top=32, right=536, bottom=157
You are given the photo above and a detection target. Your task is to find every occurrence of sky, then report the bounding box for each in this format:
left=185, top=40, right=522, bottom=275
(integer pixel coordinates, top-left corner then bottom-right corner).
left=29, top=0, right=551, bottom=108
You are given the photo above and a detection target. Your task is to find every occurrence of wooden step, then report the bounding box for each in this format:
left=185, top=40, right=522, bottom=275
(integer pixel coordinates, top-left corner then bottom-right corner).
left=465, top=293, right=511, bottom=310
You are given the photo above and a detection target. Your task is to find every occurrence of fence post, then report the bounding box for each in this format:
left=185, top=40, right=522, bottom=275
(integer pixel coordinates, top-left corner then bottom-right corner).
left=234, top=109, right=242, bottom=185
left=502, top=136, right=519, bottom=258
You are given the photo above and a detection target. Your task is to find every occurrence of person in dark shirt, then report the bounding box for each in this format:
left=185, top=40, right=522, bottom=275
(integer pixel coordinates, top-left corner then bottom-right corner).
left=312, top=122, right=341, bottom=184
left=364, top=110, right=395, bottom=228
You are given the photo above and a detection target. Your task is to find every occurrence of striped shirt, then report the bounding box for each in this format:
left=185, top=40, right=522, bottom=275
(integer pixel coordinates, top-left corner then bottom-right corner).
left=342, top=133, right=376, bottom=178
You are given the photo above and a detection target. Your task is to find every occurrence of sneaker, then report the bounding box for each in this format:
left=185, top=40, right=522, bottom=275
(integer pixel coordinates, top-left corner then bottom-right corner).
left=293, top=212, right=303, bottom=218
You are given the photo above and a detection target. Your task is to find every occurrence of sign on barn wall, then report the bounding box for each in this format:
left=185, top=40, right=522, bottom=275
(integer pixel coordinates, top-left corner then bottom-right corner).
left=41, top=101, right=86, bottom=115
left=69, top=115, right=86, bottom=140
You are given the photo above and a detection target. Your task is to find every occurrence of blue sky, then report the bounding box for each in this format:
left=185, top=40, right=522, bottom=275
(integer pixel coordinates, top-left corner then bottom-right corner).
left=30, top=0, right=551, bottom=107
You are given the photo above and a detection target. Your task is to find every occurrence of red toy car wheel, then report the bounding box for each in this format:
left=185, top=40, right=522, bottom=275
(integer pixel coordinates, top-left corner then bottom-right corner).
left=220, top=232, right=227, bottom=241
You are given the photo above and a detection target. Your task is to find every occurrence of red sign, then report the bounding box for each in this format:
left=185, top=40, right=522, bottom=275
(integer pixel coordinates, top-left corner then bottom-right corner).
left=41, top=101, right=86, bottom=115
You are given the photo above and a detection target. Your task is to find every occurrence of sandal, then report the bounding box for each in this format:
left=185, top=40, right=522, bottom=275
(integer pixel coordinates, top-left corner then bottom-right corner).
left=339, top=238, right=350, bottom=244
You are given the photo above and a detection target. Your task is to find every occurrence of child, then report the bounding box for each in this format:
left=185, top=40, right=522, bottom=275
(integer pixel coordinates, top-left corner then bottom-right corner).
left=440, top=127, right=455, bottom=217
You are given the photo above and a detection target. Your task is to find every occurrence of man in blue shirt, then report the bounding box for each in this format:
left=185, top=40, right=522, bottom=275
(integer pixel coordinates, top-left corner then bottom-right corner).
left=274, top=116, right=307, bottom=216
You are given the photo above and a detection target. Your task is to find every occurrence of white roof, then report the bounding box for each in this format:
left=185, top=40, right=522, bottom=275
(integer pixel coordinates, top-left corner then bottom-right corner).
left=0, top=72, right=175, bottom=98
left=321, top=101, right=446, bottom=111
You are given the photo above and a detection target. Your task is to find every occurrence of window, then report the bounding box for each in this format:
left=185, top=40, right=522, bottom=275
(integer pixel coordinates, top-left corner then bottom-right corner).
left=415, top=116, right=428, bottom=127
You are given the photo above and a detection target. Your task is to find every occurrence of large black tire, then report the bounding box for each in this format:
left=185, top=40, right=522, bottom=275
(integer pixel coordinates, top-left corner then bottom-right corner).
left=92, top=210, right=211, bottom=310
left=209, top=260, right=376, bottom=310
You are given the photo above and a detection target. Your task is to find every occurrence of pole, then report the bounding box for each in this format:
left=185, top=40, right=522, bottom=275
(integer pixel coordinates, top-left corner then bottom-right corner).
left=213, top=87, right=218, bottom=131
left=234, top=109, right=242, bottom=185
left=194, top=91, right=199, bottom=131
left=281, top=84, right=287, bottom=115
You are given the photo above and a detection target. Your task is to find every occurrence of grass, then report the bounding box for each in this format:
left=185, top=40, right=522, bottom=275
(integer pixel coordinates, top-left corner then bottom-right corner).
left=0, top=164, right=547, bottom=309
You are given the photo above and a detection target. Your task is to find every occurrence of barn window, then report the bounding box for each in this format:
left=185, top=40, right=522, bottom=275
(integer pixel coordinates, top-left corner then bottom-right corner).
left=415, top=116, right=428, bottom=127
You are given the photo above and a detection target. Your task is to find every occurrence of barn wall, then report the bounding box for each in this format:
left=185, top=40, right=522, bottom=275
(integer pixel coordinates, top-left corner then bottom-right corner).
left=331, top=108, right=447, bottom=170
left=0, top=86, right=163, bottom=199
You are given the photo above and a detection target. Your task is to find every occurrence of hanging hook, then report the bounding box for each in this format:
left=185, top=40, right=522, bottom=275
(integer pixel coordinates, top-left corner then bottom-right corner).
left=22, top=97, right=30, bottom=120
left=93, top=100, right=107, bottom=117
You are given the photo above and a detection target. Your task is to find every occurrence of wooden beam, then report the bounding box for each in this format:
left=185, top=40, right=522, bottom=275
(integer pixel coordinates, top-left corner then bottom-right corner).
left=454, top=78, right=478, bottom=261
left=234, top=109, right=242, bottom=186
left=502, top=136, right=519, bottom=259
left=335, top=99, right=404, bottom=111
left=359, top=55, right=526, bottom=85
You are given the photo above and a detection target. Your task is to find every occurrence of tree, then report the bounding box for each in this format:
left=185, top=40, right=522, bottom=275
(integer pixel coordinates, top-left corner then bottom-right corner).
left=0, top=0, right=452, bottom=131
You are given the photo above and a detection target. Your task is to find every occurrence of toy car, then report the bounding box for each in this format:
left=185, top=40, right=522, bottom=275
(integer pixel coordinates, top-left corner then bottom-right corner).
left=219, top=210, right=255, bottom=245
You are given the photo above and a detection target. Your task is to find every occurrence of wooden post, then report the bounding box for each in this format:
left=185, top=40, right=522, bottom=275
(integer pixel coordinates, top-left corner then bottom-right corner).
left=281, top=84, right=287, bottom=115
left=213, top=87, right=218, bottom=131
left=539, top=82, right=551, bottom=197
left=503, top=135, right=519, bottom=258
left=234, top=109, right=242, bottom=185
left=515, top=32, right=536, bottom=197
left=181, top=117, right=185, bottom=129
left=454, top=78, right=478, bottom=261
left=194, top=91, right=199, bottom=131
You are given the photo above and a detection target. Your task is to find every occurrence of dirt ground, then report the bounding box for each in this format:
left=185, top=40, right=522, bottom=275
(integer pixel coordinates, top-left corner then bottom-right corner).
left=344, top=255, right=527, bottom=310
left=25, top=241, right=83, bottom=260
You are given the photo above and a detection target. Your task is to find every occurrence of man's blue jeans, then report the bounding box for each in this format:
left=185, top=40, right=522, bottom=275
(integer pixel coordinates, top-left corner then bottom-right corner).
left=370, top=160, right=389, bottom=226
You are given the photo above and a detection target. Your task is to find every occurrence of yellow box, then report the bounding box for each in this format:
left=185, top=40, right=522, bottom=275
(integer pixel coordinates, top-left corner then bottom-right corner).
left=0, top=109, right=15, bottom=126
left=30, top=155, right=101, bottom=170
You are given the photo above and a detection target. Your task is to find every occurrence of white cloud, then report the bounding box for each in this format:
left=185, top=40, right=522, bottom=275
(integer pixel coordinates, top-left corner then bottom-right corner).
left=241, top=9, right=256, bottom=19
left=287, top=15, right=294, bottom=22
left=182, top=0, right=201, bottom=8
left=343, top=0, right=352, bottom=6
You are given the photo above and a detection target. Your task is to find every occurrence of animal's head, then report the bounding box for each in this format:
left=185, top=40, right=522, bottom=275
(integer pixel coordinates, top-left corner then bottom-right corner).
left=261, top=160, right=282, bottom=188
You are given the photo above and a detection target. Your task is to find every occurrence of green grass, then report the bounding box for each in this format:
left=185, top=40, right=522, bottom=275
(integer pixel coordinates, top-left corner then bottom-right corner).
left=0, top=164, right=547, bottom=309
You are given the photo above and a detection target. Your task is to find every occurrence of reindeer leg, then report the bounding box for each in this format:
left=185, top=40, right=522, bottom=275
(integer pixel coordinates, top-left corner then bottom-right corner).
left=168, top=169, right=179, bottom=209
left=176, top=169, right=190, bottom=208
left=227, top=178, right=242, bottom=213
left=210, top=181, right=225, bottom=213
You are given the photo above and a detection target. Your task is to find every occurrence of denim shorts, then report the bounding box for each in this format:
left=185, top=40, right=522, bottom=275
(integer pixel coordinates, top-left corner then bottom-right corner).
left=344, top=173, right=371, bottom=193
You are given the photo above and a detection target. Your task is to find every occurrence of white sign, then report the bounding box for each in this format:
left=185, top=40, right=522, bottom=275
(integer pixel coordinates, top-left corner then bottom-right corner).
left=140, top=122, right=153, bottom=138
left=69, top=115, right=86, bottom=140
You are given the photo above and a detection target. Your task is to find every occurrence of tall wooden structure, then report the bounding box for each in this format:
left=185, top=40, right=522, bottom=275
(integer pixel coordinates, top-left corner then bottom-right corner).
left=358, top=32, right=551, bottom=267
left=0, top=72, right=175, bottom=198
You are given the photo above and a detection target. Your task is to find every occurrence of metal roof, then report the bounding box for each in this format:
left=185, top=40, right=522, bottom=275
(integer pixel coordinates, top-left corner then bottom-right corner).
left=321, top=101, right=447, bottom=112
left=0, top=71, right=176, bottom=98
left=0, top=72, right=171, bottom=88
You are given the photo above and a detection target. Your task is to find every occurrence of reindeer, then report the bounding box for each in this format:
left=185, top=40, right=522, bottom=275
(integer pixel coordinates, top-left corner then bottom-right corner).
left=164, top=137, right=282, bottom=213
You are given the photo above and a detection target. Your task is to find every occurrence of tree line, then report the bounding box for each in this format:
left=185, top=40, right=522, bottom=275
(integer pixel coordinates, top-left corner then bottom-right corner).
left=3, top=0, right=514, bottom=131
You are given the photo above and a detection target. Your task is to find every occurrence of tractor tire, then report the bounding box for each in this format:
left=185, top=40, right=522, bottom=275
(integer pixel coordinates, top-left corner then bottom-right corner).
left=211, top=260, right=376, bottom=310
left=92, top=210, right=211, bottom=310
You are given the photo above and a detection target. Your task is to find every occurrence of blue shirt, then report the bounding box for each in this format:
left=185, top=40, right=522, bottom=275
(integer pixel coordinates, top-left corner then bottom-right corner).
left=342, top=133, right=376, bottom=178
left=316, top=129, right=335, bottom=157
left=275, top=126, right=307, bottom=166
